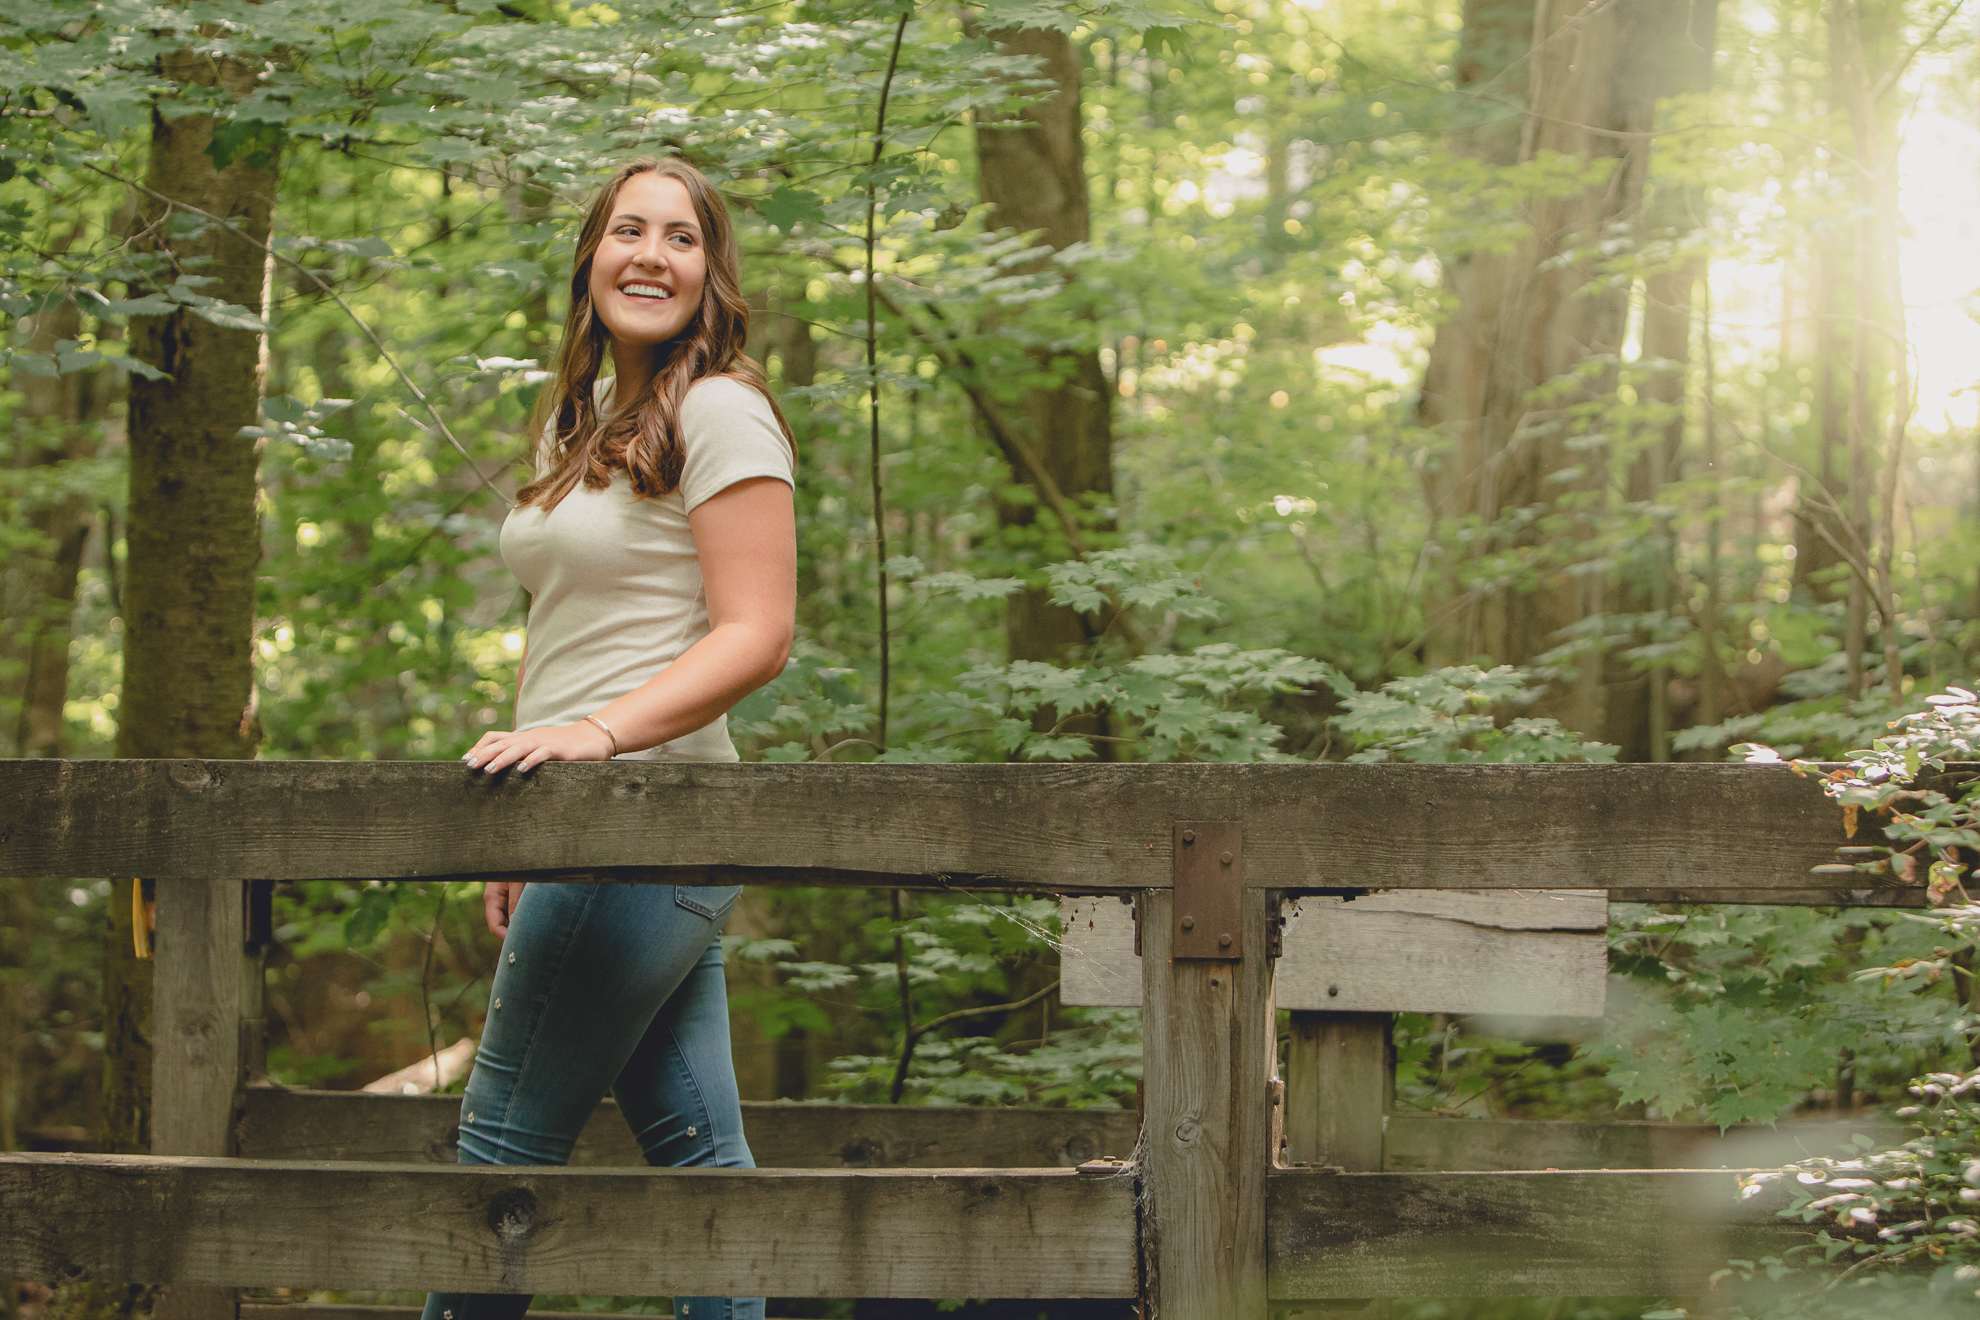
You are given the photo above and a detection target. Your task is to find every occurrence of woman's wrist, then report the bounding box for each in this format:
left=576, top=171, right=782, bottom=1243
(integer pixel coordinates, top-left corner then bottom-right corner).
left=581, top=714, right=619, bottom=758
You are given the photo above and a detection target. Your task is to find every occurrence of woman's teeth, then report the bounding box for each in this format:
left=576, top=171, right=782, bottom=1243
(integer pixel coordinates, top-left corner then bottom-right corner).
left=622, top=284, right=672, bottom=301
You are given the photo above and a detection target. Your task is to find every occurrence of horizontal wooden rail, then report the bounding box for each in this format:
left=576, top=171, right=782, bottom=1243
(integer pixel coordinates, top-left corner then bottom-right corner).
left=4, top=1153, right=1810, bottom=1299
left=236, top=1088, right=1902, bottom=1174
left=1379, top=1113, right=1904, bottom=1172
left=236, top=1089, right=1138, bottom=1168
left=0, top=1153, right=1136, bottom=1299
left=0, top=758, right=1905, bottom=898
left=1267, top=1168, right=1804, bottom=1297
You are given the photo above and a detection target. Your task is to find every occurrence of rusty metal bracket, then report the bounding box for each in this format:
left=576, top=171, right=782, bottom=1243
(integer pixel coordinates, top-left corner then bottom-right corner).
left=1173, top=821, right=1243, bottom=960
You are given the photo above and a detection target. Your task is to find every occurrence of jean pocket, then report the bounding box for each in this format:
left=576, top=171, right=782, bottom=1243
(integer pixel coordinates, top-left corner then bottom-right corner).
left=675, top=884, right=741, bottom=922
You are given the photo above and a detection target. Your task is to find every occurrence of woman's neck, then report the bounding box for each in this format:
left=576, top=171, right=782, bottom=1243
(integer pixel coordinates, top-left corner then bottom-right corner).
left=607, top=340, right=658, bottom=407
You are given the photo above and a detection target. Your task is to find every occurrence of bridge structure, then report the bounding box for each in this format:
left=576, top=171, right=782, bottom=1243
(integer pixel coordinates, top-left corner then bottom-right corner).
left=0, top=759, right=1918, bottom=1318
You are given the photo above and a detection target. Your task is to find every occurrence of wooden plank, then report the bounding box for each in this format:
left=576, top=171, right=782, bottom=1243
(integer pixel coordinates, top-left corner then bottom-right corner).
left=1284, top=1013, right=1388, bottom=1170
left=1277, top=897, right=1607, bottom=1018
left=151, top=876, right=249, bottom=1320
left=1267, top=1168, right=1805, bottom=1297
left=0, top=759, right=1880, bottom=896
left=232, top=1088, right=1904, bottom=1175
left=1139, top=888, right=1277, bottom=1318
left=1381, top=1114, right=1910, bottom=1171
left=234, top=1088, right=1140, bottom=1169
left=0, top=1153, right=1136, bottom=1299
left=1064, top=892, right=1607, bottom=1016
left=152, top=877, right=247, bottom=1158
left=1616, top=886, right=1929, bottom=907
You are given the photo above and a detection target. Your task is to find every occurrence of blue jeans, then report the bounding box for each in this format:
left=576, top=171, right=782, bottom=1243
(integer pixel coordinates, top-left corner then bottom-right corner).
left=419, top=882, right=764, bottom=1320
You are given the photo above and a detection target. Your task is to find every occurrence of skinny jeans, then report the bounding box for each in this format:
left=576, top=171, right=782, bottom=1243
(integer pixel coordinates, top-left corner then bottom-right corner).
left=419, top=881, right=763, bottom=1320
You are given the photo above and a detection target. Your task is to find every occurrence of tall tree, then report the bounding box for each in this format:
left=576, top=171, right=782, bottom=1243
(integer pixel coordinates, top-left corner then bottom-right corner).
left=102, top=43, right=278, bottom=1156
left=1, top=265, right=115, bottom=758
left=1419, top=0, right=1713, bottom=742
left=972, top=26, right=1117, bottom=665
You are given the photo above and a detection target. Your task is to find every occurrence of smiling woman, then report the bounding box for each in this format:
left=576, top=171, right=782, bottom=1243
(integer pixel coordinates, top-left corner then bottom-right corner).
left=423, top=157, right=798, bottom=1320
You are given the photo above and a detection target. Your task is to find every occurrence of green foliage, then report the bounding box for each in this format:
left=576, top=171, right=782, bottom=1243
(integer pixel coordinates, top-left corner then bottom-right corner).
left=1331, top=665, right=1620, bottom=764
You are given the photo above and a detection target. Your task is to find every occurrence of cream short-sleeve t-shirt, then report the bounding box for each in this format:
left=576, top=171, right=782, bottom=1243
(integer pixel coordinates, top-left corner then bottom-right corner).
left=498, top=375, right=794, bottom=762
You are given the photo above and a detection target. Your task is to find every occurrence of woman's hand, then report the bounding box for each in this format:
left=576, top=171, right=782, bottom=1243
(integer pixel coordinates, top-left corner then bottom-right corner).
left=463, top=719, right=615, bottom=774
left=484, top=880, right=526, bottom=937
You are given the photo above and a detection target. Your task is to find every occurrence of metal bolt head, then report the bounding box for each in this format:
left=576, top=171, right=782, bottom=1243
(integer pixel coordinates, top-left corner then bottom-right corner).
left=1180, top=915, right=1196, bottom=930
left=1181, top=829, right=1196, bottom=844
left=1218, top=933, right=1232, bottom=948
left=1327, top=985, right=1339, bottom=998
left=1220, top=850, right=1234, bottom=866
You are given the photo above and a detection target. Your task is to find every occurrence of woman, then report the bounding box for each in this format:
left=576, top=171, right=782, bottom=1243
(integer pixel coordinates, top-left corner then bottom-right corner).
left=427, top=157, right=796, bottom=1320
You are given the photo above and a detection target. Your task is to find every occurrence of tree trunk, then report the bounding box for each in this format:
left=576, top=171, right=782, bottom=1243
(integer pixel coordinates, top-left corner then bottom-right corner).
left=103, top=45, right=278, bottom=1155
left=1418, top=0, right=1706, bottom=740
left=1418, top=0, right=1536, bottom=666
left=1615, top=0, right=1719, bottom=760
left=972, top=27, right=1116, bottom=665
left=1, top=247, right=116, bottom=758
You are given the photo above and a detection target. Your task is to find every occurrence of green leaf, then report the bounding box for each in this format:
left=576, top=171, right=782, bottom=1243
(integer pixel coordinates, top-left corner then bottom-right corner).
left=760, top=186, right=828, bottom=234
left=206, top=118, right=284, bottom=172
left=342, top=887, right=396, bottom=947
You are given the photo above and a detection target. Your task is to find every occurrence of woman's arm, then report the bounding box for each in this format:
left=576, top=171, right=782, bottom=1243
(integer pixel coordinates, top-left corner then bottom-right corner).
left=463, top=475, right=796, bottom=776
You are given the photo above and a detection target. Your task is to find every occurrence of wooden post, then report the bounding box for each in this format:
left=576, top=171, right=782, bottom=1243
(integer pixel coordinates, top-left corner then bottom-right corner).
left=1138, top=886, right=1277, bottom=1319
left=1284, top=1011, right=1390, bottom=1170
left=152, top=876, right=247, bottom=1320
left=1282, top=1010, right=1392, bottom=1320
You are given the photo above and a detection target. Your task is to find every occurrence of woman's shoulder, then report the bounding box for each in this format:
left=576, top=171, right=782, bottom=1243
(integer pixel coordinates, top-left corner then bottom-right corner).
left=681, top=373, right=776, bottom=422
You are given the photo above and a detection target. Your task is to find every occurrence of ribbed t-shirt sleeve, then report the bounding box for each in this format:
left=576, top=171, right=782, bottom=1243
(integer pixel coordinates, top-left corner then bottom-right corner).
left=678, top=376, right=796, bottom=512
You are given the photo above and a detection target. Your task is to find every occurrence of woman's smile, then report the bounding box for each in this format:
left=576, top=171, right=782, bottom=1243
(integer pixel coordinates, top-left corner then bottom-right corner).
left=587, top=171, right=707, bottom=354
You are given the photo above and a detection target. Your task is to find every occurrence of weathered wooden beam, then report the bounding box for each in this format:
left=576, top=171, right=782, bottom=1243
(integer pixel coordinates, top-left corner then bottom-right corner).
left=234, top=1088, right=1902, bottom=1174
left=1139, top=887, right=1278, bottom=1318
left=234, top=1088, right=1140, bottom=1169
left=0, top=1153, right=1136, bottom=1299
left=1267, top=1168, right=1806, bottom=1297
left=0, top=759, right=1885, bottom=896
left=1064, top=892, right=1609, bottom=1015
left=233, top=1086, right=1906, bottom=1179
left=151, top=875, right=251, bottom=1320
left=1284, top=1013, right=1388, bottom=1170
left=1380, top=1114, right=1906, bottom=1171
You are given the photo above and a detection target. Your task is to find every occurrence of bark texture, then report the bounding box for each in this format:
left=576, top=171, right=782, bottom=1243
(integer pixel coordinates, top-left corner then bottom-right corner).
left=972, top=28, right=1116, bottom=665
left=1, top=271, right=115, bottom=758
left=1420, top=0, right=1714, bottom=743
left=103, top=46, right=278, bottom=1156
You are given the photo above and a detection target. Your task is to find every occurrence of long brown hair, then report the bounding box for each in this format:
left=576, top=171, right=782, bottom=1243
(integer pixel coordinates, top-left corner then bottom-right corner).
left=517, top=157, right=793, bottom=511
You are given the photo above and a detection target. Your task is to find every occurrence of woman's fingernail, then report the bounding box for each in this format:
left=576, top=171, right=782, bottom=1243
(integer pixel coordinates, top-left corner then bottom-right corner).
left=464, top=757, right=478, bottom=768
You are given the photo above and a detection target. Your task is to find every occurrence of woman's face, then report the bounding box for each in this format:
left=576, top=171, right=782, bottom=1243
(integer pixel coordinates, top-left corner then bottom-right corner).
left=586, top=172, right=708, bottom=352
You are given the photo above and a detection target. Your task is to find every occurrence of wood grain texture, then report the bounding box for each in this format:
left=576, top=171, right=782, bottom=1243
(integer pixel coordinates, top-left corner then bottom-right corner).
left=0, top=1153, right=1136, bottom=1299
left=234, top=1089, right=1140, bottom=1169
left=152, top=876, right=244, bottom=1158
left=1284, top=1013, right=1387, bottom=1170
left=1139, top=889, right=1277, bottom=1319
left=0, top=759, right=1876, bottom=895
left=1267, top=1168, right=1805, bottom=1297
left=1063, top=892, right=1607, bottom=1016
left=233, top=1089, right=1900, bottom=1175
left=1276, top=898, right=1607, bottom=1018
left=1379, top=1115, right=1909, bottom=1172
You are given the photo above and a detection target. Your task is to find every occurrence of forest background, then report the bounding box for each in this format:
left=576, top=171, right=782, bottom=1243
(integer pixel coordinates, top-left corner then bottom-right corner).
left=4, top=0, right=1980, bottom=1315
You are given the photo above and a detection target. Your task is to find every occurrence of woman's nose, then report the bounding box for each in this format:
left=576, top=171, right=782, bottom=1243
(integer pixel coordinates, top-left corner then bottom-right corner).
left=631, top=236, right=670, bottom=269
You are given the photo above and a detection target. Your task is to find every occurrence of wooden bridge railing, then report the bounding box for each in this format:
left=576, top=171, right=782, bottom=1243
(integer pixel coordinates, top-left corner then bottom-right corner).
left=0, top=760, right=1919, bottom=1319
